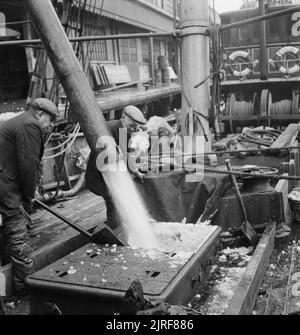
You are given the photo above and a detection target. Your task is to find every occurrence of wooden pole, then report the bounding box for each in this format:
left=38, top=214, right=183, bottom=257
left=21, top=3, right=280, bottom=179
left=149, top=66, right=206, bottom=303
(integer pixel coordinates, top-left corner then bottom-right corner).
left=179, top=0, right=211, bottom=152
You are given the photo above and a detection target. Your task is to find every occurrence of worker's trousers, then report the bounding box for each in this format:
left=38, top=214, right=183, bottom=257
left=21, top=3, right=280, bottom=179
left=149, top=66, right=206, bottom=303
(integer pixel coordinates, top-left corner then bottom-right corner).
left=0, top=213, right=33, bottom=293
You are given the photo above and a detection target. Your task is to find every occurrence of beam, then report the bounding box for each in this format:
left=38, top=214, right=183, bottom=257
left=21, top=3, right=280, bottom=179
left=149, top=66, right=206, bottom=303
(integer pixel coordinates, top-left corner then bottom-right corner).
left=2, top=6, right=300, bottom=48
left=96, top=84, right=181, bottom=111
left=221, top=5, right=300, bottom=31
left=224, top=222, right=276, bottom=315
left=270, top=124, right=300, bottom=149
left=0, top=32, right=174, bottom=47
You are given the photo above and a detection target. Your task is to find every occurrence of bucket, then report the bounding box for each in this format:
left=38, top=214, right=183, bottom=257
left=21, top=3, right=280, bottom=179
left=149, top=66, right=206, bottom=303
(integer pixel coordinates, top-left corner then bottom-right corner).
left=288, top=188, right=300, bottom=224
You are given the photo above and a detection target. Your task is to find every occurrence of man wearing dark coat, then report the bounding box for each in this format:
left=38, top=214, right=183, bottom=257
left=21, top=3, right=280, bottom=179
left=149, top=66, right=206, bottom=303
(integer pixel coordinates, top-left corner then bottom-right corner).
left=0, top=98, right=58, bottom=296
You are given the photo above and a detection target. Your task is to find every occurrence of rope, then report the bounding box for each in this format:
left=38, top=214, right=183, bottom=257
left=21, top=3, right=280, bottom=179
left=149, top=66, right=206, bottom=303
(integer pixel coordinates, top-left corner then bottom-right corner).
left=44, top=132, right=54, bottom=148
left=44, top=123, right=80, bottom=152
left=231, top=100, right=254, bottom=116
left=43, top=124, right=81, bottom=160
left=270, top=100, right=292, bottom=115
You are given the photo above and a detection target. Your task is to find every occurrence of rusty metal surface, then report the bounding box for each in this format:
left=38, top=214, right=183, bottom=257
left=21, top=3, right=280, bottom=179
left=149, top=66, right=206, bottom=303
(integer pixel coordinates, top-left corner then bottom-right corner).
left=216, top=191, right=284, bottom=231
left=30, top=243, right=191, bottom=295
left=28, top=225, right=221, bottom=297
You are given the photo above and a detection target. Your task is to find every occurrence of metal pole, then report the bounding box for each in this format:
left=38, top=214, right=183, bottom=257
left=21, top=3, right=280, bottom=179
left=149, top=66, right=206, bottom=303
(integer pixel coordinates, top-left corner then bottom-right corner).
left=180, top=0, right=211, bottom=152
left=259, top=0, right=268, bottom=80
left=24, top=0, right=110, bottom=151
left=0, top=32, right=174, bottom=47
left=2, top=5, right=300, bottom=48
left=221, top=5, right=300, bottom=31
left=149, top=37, right=155, bottom=85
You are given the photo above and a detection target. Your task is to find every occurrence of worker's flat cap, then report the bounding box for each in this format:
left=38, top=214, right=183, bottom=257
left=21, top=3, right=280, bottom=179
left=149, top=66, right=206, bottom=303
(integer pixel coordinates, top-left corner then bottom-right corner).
left=31, top=98, right=59, bottom=118
left=123, top=105, right=146, bottom=125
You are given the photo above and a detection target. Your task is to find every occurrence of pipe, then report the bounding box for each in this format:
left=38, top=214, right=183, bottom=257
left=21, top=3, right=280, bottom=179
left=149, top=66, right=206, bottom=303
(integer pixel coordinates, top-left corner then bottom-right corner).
left=149, top=37, right=155, bottom=85
left=221, top=5, right=300, bottom=31
left=38, top=172, right=85, bottom=202
left=225, top=41, right=300, bottom=51
left=0, top=32, right=174, bottom=47
left=259, top=0, right=268, bottom=80
left=180, top=0, right=211, bottom=152
left=25, top=0, right=112, bottom=152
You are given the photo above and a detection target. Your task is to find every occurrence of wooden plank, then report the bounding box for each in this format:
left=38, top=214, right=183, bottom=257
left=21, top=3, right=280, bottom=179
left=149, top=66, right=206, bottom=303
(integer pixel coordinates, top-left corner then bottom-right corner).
left=275, top=175, right=290, bottom=223
left=90, top=63, right=102, bottom=87
left=99, top=79, right=151, bottom=93
left=289, top=159, right=296, bottom=192
left=96, top=65, right=106, bottom=86
left=99, top=65, right=109, bottom=86
left=103, top=64, right=131, bottom=84
left=271, top=123, right=299, bottom=149
left=224, top=222, right=276, bottom=315
left=212, top=133, right=240, bottom=150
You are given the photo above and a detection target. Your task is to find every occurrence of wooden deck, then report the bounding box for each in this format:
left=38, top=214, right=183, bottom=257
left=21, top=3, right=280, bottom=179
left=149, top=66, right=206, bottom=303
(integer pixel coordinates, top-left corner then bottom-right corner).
left=27, top=190, right=106, bottom=271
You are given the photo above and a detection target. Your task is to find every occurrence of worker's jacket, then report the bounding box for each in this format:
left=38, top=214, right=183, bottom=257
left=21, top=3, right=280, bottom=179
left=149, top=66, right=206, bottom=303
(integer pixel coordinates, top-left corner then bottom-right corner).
left=85, top=120, right=128, bottom=198
left=0, top=111, right=44, bottom=216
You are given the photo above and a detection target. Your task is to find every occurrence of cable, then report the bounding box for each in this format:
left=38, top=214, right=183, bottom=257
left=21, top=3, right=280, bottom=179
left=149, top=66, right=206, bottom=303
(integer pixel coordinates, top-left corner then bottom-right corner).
left=43, top=124, right=81, bottom=160
left=44, top=132, right=54, bottom=148
left=44, top=123, right=80, bottom=152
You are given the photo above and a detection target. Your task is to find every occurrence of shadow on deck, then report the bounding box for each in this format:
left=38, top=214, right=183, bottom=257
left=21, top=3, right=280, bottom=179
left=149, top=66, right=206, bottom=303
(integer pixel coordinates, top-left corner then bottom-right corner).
left=28, top=190, right=106, bottom=271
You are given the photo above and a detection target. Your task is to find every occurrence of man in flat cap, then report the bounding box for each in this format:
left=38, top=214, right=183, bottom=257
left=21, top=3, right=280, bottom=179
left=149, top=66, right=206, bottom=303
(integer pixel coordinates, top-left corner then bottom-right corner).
left=0, top=97, right=58, bottom=296
left=85, top=105, right=146, bottom=232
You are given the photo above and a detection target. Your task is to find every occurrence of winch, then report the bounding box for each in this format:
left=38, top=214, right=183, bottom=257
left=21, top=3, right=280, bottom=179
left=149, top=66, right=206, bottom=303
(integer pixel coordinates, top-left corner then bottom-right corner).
left=235, top=165, right=278, bottom=193
left=26, top=223, right=221, bottom=315
left=215, top=165, right=284, bottom=231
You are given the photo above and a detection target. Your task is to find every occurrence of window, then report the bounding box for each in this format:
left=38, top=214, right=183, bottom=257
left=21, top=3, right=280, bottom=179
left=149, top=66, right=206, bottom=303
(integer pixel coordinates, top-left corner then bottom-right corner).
left=141, top=39, right=150, bottom=63
left=81, top=14, right=108, bottom=62
left=83, top=25, right=108, bottom=61
left=164, top=0, right=174, bottom=15
left=120, top=38, right=138, bottom=64
left=67, top=10, right=108, bottom=62
left=268, top=17, right=282, bottom=41
left=238, top=26, right=249, bottom=42
left=157, top=0, right=165, bottom=9
left=145, top=0, right=165, bottom=9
